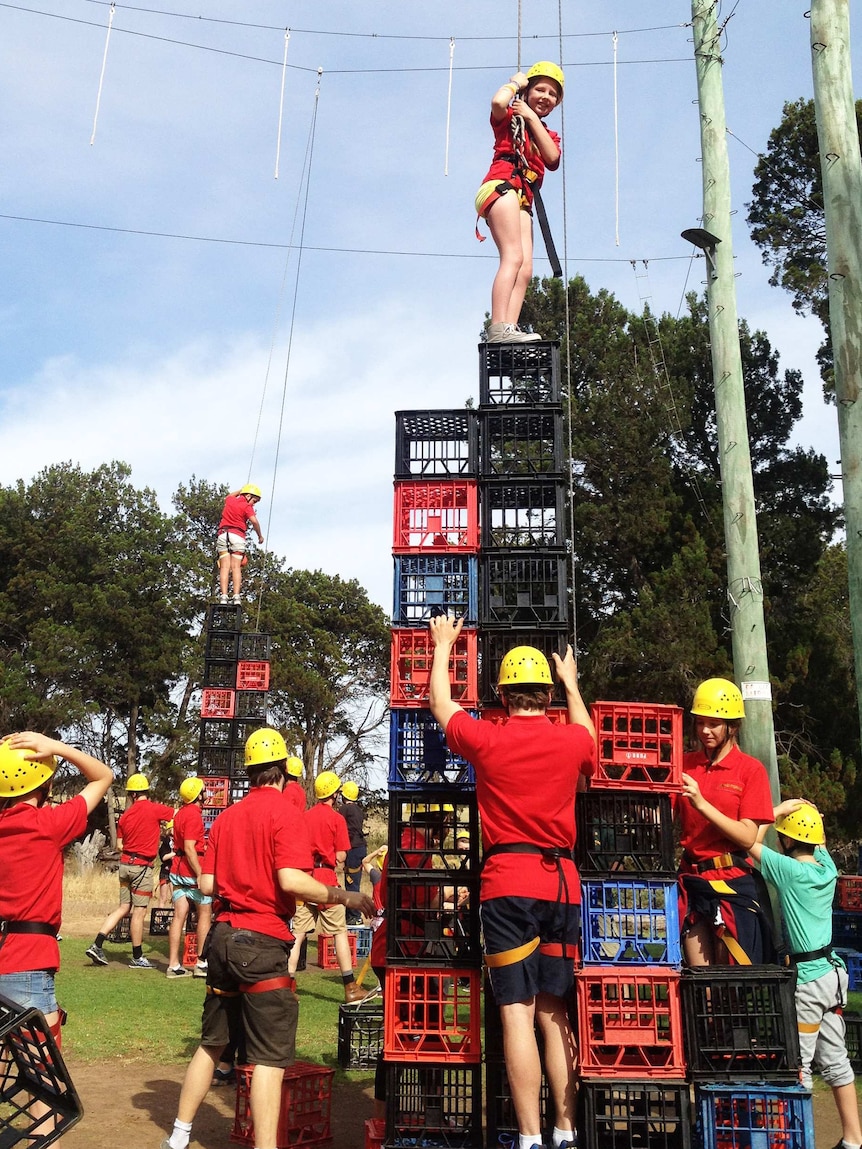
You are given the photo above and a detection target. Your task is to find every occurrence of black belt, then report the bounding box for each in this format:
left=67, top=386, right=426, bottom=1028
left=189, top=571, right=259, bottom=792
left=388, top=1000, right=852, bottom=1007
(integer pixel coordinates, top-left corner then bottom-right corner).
left=0, top=921, right=57, bottom=937
left=122, top=852, right=156, bottom=865
left=483, top=842, right=575, bottom=864
left=788, top=943, right=835, bottom=965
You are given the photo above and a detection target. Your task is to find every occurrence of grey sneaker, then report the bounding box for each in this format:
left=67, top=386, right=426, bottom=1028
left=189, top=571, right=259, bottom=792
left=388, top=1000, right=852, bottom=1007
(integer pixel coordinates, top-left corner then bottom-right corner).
left=232, top=595, right=242, bottom=605
left=129, top=955, right=155, bottom=969
left=218, top=594, right=229, bottom=604
left=515, top=326, right=542, bottom=342
left=193, top=961, right=208, bottom=979
left=166, top=966, right=188, bottom=978
left=486, top=322, right=520, bottom=343
left=85, top=944, right=108, bottom=966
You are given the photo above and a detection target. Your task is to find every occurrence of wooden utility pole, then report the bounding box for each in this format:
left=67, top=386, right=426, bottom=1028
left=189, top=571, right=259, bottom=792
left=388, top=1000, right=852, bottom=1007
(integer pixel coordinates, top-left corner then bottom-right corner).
left=689, top=1, right=779, bottom=796
left=810, top=0, right=862, bottom=745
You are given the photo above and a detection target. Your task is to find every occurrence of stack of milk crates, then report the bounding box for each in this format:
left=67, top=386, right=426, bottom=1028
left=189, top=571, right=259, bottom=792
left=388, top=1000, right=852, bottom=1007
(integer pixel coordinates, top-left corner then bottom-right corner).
left=573, top=698, right=691, bottom=1149
left=833, top=868, right=862, bottom=1070
left=376, top=407, right=484, bottom=1149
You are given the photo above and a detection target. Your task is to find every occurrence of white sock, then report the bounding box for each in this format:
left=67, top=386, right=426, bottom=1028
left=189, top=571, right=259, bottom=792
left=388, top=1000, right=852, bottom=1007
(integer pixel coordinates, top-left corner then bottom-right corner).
left=168, top=1118, right=193, bottom=1149
left=553, top=1129, right=576, bottom=1148
left=519, top=1135, right=542, bottom=1149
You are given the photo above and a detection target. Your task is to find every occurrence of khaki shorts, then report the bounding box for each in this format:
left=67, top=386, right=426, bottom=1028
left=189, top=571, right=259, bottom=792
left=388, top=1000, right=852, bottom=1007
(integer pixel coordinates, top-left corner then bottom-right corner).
left=216, top=529, right=247, bottom=555
left=292, top=898, right=347, bottom=937
left=119, top=863, right=153, bottom=908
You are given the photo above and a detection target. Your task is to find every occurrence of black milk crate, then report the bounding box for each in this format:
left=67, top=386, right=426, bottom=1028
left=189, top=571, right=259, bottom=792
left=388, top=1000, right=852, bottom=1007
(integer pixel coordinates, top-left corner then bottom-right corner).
left=229, top=719, right=262, bottom=747
left=695, top=1083, right=814, bottom=1149
left=386, top=873, right=481, bottom=967
left=579, top=1079, right=691, bottom=1149
left=383, top=1062, right=483, bottom=1148
left=581, top=877, right=682, bottom=966
left=479, top=341, right=561, bottom=407
left=238, top=633, right=272, bottom=660
left=230, top=777, right=251, bottom=804
left=394, top=409, right=478, bottom=479
left=197, top=743, right=244, bottom=777
left=479, top=628, right=569, bottom=706
left=681, top=966, right=800, bottom=1082
left=206, top=603, right=243, bottom=633
left=388, top=709, right=477, bottom=791
left=202, top=807, right=220, bottom=836
left=203, top=658, right=239, bottom=688
left=337, top=1000, right=384, bottom=1069
left=234, top=690, right=268, bottom=721
left=576, top=792, right=676, bottom=875
left=485, top=1055, right=550, bottom=1146
left=0, top=993, right=84, bottom=1146
left=833, top=910, right=862, bottom=948
left=205, top=630, right=240, bottom=661
left=478, top=408, right=564, bottom=478
left=388, top=794, right=480, bottom=874
left=199, top=718, right=237, bottom=748
left=392, top=555, right=478, bottom=626
left=845, top=1011, right=862, bottom=1070
left=150, top=907, right=173, bottom=935
left=481, top=479, right=565, bottom=550
left=108, top=916, right=131, bottom=943
left=480, top=551, right=568, bottom=626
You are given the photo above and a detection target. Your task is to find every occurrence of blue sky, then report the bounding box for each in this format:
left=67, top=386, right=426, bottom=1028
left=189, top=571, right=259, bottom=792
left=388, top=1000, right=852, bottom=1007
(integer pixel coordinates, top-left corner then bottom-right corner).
left=0, top=1, right=853, bottom=613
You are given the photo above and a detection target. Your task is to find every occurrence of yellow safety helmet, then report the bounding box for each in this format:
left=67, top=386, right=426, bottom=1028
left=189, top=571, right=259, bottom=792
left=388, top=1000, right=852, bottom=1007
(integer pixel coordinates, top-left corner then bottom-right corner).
left=286, top=756, right=304, bottom=779
left=374, top=845, right=388, bottom=869
left=179, top=777, right=205, bottom=804
left=240, top=483, right=262, bottom=500
left=126, top=773, right=150, bottom=792
left=775, top=802, right=825, bottom=846
left=245, top=728, right=287, bottom=769
left=0, top=742, right=58, bottom=798
left=342, top=781, right=359, bottom=801
left=314, top=770, right=342, bottom=800
left=526, top=61, right=564, bottom=101
left=498, top=646, right=553, bottom=687
left=690, top=678, right=745, bottom=721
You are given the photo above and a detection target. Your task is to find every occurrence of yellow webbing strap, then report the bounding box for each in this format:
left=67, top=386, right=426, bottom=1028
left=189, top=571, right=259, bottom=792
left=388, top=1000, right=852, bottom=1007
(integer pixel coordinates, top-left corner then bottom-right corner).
left=720, top=932, right=752, bottom=966
left=484, top=936, right=540, bottom=968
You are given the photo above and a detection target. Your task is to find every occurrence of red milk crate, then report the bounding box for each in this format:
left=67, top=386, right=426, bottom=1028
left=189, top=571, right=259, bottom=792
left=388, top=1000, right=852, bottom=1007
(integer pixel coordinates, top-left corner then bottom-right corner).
left=236, top=660, right=271, bottom=691
left=202, top=777, right=230, bottom=808
left=317, top=932, right=357, bottom=970
left=575, top=966, right=685, bottom=1078
left=383, top=967, right=481, bottom=1062
left=201, top=688, right=236, bottom=719
left=392, top=480, right=479, bottom=554
left=390, top=627, right=478, bottom=708
left=591, top=702, right=684, bottom=790
left=837, top=876, right=862, bottom=911
left=365, top=1117, right=385, bottom=1149
left=183, top=933, right=198, bottom=967
left=480, top=707, right=570, bottom=725
left=231, top=1061, right=333, bottom=1148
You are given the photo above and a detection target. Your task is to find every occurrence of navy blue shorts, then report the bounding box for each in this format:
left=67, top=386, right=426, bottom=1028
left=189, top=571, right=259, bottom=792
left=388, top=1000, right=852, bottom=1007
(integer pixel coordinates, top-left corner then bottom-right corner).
left=480, top=895, right=580, bottom=1005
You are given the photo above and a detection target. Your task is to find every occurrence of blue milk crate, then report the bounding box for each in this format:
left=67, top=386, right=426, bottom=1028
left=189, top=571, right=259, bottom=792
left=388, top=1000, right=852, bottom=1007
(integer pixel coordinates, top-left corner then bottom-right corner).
left=581, top=877, right=681, bottom=965
left=349, top=926, right=372, bottom=959
left=389, top=709, right=476, bottom=790
left=833, top=911, right=862, bottom=949
left=695, top=1084, right=814, bottom=1149
left=392, top=554, right=478, bottom=625
left=835, top=948, right=862, bottom=990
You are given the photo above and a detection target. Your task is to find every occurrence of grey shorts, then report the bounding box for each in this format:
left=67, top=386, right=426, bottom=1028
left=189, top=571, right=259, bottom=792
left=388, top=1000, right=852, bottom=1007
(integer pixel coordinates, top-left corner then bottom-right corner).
left=216, top=530, right=247, bottom=555
left=796, top=963, right=855, bottom=1088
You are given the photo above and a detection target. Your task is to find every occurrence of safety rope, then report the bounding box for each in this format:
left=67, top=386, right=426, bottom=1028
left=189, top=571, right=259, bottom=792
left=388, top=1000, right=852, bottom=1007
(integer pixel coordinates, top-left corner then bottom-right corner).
left=274, top=28, right=291, bottom=179
left=244, top=69, right=324, bottom=627
left=89, top=1, right=115, bottom=146
left=444, top=37, right=455, bottom=176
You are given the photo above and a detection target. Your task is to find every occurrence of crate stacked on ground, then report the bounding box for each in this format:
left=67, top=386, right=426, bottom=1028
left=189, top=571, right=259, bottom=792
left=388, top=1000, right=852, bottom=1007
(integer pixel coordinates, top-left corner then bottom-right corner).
left=833, top=873, right=862, bottom=963
left=575, top=700, right=690, bottom=1149
left=379, top=410, right=484, bottom=1148
left=199, top=603, right=273, bottom=833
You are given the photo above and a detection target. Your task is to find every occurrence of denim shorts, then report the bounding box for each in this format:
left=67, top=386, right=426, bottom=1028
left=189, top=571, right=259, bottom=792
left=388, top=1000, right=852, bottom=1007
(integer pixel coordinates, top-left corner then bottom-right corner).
left=0, top=970, right=58, bottom=1014
left=170, top=874, right=213, bottom=906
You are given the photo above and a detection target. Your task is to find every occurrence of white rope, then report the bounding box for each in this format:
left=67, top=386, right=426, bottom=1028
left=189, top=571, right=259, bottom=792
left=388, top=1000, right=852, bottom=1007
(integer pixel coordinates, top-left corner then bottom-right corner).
left=444, top=38, right=455, bottom=176
left=90, top=1, right=115, bottom=146
left=613, top=31, right=620, bottom=246
left=274, top=28, right=291, bottom=179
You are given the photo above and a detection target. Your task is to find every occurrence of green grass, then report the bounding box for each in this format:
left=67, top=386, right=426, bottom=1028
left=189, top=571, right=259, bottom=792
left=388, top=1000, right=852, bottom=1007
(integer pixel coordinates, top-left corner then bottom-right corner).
left=57, top=934, right=379, bottom=1078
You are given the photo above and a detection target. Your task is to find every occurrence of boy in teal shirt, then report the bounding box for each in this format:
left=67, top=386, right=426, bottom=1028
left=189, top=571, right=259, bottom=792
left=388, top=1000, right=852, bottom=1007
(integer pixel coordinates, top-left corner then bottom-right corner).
left=751, top=800, right=862, bottom=1149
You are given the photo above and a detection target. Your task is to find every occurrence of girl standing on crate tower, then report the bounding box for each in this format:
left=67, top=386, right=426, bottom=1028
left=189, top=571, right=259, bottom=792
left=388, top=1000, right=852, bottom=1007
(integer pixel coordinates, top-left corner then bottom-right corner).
left=475, top=62, right=563, bottom=344
left=215, top=484, right=264, bottom=605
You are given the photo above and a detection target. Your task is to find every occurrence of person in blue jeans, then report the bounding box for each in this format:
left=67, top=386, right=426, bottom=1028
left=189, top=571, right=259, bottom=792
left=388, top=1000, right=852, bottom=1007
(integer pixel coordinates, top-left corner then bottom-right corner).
left=751, top=800, right=862, bottom=1149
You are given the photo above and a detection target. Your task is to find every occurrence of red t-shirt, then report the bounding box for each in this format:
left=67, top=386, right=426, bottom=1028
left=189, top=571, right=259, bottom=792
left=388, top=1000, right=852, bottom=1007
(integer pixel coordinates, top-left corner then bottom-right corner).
left=119, top=798, right=175, bottom=863
left=0, top=796, right=88, bottom=973
left=678, top=744, right=774, bottom=862
left=446, top=710, right=595, bottom=902
left=219, top=494, right=256, bottom=538
left=201, top=786, right=313, bottom=942
left=283, top=782, right=306, bottom=814
left=304, top=803, right=350, bottom=886
left=482, top=106, right=561, bottom=206
left=172, top=802, right=206, bottom=879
